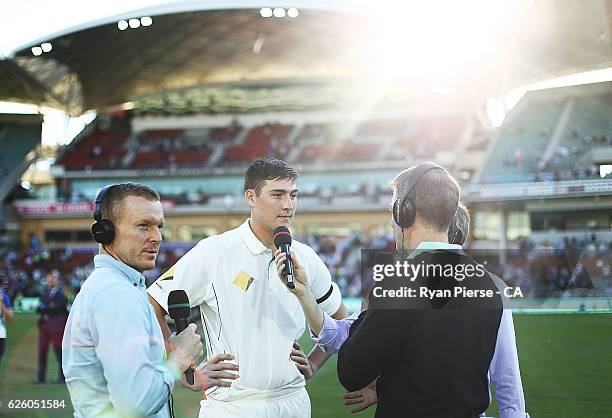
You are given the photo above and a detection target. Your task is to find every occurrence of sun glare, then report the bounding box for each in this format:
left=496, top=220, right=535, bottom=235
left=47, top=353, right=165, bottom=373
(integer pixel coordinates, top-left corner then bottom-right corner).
left=357, top=0, right=514, bottom=86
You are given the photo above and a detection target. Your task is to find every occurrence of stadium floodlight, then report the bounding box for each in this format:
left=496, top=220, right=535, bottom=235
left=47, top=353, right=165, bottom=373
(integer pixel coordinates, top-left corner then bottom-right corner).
left=273, top=8, right=286, bottom=18
left=287, top=8, right=299, bottom=18
left=141, top=16, right=153, bottom=27
left=31, top=46, right=43, bottom=56
left=128, top=18, right=141, bottom=29
left=260, top=7, right=273, bottom=18
left=41, top=43, right=52, bottom=53
left=117, top=20, right=128, bottom=30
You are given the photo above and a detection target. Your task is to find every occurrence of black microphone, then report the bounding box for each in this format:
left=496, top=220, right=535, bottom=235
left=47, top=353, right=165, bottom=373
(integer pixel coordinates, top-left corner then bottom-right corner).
left=167, top=290, right=194, bottom=385
left=273, top=226, right=295, bottom=289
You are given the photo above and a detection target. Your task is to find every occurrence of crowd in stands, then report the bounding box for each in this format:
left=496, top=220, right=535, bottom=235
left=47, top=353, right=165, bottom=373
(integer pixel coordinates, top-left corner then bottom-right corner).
left=155, top=182, right=392, bottom=207
left=535, top=133, right=612, bottom=182
left=486, top=94, right=612, bottom=184
left=485, top=234, right=611, bottom=297
left=1, top=231, right=609, bottom=310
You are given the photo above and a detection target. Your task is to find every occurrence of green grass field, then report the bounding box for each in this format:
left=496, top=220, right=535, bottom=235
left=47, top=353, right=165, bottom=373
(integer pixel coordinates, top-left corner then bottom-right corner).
left=1, top=313, right=611, bottom=417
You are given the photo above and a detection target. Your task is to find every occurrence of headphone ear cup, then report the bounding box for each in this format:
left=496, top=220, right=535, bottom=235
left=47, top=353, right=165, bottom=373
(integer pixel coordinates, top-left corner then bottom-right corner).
left=447, top=216, right=465, bottom=245
left=455, top=225, right=465, bottom=246
left=400, top=197, right=416, bottom=229
left=394, top=197, right=416, bottom=229
left=91, top=219, right=115, bottom=244
left=392, top=199, right=403, bottom=227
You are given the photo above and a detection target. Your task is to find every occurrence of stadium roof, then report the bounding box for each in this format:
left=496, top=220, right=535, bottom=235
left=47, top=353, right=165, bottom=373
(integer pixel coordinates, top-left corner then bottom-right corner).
left=1, top=0, right=611, bottom=115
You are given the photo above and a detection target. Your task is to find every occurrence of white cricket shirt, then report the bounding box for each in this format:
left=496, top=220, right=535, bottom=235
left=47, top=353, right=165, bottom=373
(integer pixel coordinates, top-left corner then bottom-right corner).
left=148, top=220, right=342, bottom=401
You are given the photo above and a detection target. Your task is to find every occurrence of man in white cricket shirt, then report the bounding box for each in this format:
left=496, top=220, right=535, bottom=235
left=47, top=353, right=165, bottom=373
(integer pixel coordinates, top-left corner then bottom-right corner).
left=148, top=158, right=348, bottom=418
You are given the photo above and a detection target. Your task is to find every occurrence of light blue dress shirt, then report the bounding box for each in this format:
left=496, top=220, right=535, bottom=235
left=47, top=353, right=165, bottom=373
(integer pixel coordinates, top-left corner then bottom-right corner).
left=63, top=255, right=178, bottom=417
left=312, top=242, right=529, bottom=418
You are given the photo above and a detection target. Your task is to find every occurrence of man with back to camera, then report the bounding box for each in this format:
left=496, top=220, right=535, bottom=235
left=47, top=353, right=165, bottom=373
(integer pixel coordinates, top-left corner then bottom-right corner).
left=328, top=162, right=527, bottom=418
left=62, top=183, right=202, bottom=417
left=277, top=163, right=527, bottom=417
left=147, top=158, right=348, bottom=418
left=273, top=201, right=472, bottom=413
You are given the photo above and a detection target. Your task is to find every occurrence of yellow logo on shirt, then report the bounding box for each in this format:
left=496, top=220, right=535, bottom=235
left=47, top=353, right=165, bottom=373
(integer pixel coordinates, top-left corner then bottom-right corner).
left=158, top=265, right=175, bottom=281
left=232, top=271, right=254, bottom=292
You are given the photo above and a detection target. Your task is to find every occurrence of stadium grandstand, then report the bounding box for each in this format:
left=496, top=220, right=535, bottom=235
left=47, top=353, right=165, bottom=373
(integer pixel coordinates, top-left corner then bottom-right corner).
left=0, top=1, right=611, bottom=417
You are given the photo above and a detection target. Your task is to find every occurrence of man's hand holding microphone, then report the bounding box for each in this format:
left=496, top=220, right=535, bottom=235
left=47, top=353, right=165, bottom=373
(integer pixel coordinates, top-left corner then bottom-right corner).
left=166, top=290, right=239, bottom=392
left=273, top=228, right=324, bottom=337
left=274, top=228, right=379, bottom=413
left=164, top=290, right=203, bottom=385
left=166, top=323, right=202, bottom=381
left=273, top=226, right=326, bottom=379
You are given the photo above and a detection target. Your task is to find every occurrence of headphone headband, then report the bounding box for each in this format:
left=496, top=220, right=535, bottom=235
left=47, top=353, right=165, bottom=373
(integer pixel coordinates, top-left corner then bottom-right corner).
left=93, top=185, right=117, bottom=221
left=395, top=162, right=444, bottom=208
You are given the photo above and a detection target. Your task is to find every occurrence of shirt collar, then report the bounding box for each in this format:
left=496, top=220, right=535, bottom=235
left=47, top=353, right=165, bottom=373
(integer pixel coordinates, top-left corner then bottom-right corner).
left=94, top=254, right=145, bottom=287
left=238, top=219, right=269, bottom=255
left=407, top=241, right=464, bottom=259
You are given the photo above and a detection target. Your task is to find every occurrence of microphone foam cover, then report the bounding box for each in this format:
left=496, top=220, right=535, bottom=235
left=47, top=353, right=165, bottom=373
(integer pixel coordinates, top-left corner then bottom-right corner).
left=273, top=226, right=292, bottom=247
left=168, top=290, right=190, bottom=319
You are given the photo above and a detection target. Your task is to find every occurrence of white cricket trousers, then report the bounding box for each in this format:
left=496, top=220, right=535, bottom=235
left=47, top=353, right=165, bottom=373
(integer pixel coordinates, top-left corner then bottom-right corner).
left=198, top=387, right=310, bottom=418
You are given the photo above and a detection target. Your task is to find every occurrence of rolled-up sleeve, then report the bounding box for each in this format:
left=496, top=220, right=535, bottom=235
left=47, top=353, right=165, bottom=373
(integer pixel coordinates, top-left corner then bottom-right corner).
left=92, top=286, right=175, bottom=416
left=490, top=309, right=529, bottom=418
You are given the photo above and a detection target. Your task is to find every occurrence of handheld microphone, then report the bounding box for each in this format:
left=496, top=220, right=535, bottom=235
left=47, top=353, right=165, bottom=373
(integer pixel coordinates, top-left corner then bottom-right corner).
left=167, top=290, right=194, bottom=385
left=273, top=226, right=295, bottom=289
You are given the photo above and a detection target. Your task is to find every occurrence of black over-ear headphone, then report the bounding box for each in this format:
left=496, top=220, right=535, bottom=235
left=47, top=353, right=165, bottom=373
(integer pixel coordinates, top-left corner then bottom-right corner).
left=447, top=213, right=465, bottom=246
left=392, top=162, right=464, bottom=245
left=91, top=184, right=119, bottom=244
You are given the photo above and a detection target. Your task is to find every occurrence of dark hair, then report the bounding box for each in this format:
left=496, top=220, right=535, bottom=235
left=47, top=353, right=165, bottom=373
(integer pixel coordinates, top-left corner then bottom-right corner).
left=100, top=183, right=160, bottom=222
left=455, top=201, right=470, bottom=237
left=244, top=158, right=298, bottom=195
left=390, top=166, right=460, bottom=232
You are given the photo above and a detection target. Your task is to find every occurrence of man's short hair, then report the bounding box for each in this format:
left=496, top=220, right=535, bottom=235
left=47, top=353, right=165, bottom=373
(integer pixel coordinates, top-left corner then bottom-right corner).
left=244, top=158, right=298, bottom=196
left=390, top=165, right=460, bottom=233
left=100, top=183, right=160, bottom=222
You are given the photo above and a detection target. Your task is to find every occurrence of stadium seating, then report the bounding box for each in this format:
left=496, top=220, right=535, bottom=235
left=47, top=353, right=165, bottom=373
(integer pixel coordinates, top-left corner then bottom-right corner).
left=298, top=141, right=382, bottom=162
left=57, top=129, right=128, bottom=171
left=130, top=150, right=163, bottom=169
left=296, top=123, right=330, bottom=141
left=221, top=124, right=292, bottom=162
left=481, top=99, right=564, bottom=183
left=208, top=124, right=241, bottom=142
left=56, top=114, right=471, bottom=172
left=480, top=92, right=612, bottom=183
left=549, top=94, right=612, bottom=177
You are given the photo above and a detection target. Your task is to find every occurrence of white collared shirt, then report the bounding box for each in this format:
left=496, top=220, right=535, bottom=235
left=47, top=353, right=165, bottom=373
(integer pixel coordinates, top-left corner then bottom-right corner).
left=148, top=219, right=341, bottom=401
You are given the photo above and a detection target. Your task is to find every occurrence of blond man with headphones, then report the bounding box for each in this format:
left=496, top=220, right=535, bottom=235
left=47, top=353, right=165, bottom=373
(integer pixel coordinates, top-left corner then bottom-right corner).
left=63, top=183, right=202, bottom=418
